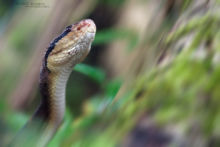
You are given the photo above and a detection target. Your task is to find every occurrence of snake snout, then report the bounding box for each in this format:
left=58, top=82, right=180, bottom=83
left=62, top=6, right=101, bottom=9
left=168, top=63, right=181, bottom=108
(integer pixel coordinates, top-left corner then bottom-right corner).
left=75, top=19, right=96, bottom=33
left=84, top=19, right=96, bottom=33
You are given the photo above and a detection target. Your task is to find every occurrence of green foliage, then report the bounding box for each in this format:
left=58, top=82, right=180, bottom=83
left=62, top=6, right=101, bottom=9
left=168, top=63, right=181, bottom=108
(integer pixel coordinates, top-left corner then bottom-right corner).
left=6, top=112, right=28, bottom=131
left=74, top=63, right=106, bottom=84
left=94, top=28, right=139, bottom=51
left=104, top=79, right=121, bottom=100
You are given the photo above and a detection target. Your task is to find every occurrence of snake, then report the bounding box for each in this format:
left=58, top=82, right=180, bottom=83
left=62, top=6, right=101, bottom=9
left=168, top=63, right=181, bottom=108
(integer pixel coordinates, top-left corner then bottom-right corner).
left=9, top=19, right=96, bottom=147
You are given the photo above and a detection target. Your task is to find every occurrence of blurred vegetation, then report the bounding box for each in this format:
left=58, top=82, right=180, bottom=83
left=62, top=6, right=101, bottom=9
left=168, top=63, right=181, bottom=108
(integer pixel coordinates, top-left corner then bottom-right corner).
left=0, top=0, right=220, bottom=147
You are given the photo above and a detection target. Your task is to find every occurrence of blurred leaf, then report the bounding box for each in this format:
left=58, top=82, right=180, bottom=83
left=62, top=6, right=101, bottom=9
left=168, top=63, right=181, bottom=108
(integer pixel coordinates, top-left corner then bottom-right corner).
left=6, top=112, right=28, bottom=131
left=105, top=79, right=122, bottom=100
left=94, top=28, right=139, bottom=51
left=74, top=64, right=106, bottom=84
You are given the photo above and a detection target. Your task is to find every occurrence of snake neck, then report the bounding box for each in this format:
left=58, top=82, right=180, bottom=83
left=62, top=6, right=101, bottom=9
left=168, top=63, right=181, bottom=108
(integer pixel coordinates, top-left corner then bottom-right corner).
left=35, top=65, right=72, bottom=127
left=9, top=66, right=72, bottom=147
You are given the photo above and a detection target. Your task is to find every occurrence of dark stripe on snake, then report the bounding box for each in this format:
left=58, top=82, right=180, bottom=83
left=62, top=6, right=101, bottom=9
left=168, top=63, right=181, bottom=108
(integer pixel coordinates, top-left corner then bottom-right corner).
left=44, top=25, right=72, bottom=67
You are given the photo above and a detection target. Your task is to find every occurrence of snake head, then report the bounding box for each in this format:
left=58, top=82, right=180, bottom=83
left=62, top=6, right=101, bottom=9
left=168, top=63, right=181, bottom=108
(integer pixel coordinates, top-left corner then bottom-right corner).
left=45, top=19, right=96, bottom=72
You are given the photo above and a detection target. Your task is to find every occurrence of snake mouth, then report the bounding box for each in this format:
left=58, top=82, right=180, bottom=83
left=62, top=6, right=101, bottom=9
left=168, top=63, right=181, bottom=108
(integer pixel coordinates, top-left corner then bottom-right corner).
left=87, top=28, right=96, bottom=33
left=86, top=32, right=96, bottom=41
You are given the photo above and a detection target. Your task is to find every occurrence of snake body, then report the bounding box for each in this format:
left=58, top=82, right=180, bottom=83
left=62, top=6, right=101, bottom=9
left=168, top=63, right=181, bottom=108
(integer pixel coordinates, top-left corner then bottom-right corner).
left=10, top=19, right=96, bottom=146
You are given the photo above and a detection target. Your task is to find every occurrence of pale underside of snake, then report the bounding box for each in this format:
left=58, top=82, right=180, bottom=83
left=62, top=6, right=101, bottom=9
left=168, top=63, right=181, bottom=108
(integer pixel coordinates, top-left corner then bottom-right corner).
left=9, top=19, right=96, bottom=147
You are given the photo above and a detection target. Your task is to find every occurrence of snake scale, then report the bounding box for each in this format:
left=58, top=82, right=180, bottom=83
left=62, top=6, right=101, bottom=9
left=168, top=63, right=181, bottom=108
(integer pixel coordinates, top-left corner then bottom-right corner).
left=9, top=19, right=96, bottom=147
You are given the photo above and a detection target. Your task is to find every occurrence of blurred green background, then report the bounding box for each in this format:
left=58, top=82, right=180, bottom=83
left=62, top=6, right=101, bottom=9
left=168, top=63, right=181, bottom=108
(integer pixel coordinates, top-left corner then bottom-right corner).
left=0, top=0, right=220, bottom=146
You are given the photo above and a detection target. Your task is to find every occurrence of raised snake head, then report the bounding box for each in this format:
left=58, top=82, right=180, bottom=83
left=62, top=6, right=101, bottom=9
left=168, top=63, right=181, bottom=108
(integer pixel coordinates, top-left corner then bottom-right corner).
left=44, top=19, right=96, bottom=72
